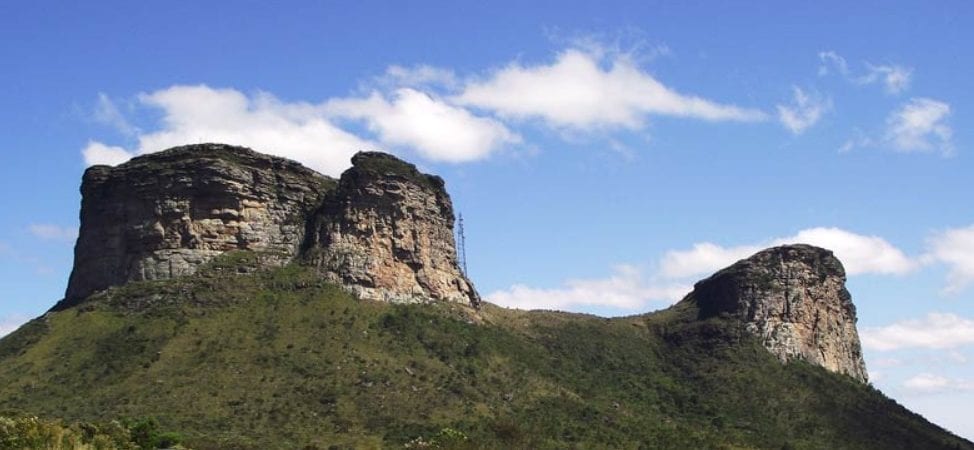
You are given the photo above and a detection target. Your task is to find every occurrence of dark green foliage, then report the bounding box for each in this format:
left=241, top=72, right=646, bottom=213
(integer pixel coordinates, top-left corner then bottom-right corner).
left=0, top=259, right=970, bottom=449
left=348, top=151, right=444, bottom=191
left=0, top=415, right=182, bottom=449
left=123, top=417, right=183, bottom=450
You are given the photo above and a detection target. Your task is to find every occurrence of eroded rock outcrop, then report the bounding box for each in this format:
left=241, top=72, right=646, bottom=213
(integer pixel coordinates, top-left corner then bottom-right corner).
left=63, top=144, right=335, bottom=307
left=686, top=244, right=868, bottom=382
left=309, top=152, right=480, bottom=306
left=62, top=144, right=480, bottom=309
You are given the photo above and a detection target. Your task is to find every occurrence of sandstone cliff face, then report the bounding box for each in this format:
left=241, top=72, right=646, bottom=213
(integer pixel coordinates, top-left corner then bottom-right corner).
left=687, top=244, right=868, bottom=382
left=63, top=144, right=334, bottom=307
left=63, top=144, right=479, bottom=309
left=310, top=152, right=480, bottom=306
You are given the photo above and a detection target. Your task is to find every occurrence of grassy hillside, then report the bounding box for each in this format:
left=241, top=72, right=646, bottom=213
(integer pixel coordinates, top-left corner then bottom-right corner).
left=0, top=253, right=970, bottom=449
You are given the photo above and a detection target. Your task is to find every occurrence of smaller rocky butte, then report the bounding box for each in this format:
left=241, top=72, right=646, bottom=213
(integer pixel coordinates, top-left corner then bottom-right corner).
left=684, top=244, right=869, bottom=382
left=308, top=152, right=479, bottom=304
left=61, top=144, right=479, bottom=310
left=60, top=144, right=866, bottom=382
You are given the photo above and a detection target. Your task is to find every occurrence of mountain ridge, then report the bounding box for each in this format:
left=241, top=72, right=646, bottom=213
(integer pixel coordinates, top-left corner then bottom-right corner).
left=0, top=144, right=970, bottom=449
left=60, top=143, right=479, bottom=311
left=2, top=255, right=969, bottom=448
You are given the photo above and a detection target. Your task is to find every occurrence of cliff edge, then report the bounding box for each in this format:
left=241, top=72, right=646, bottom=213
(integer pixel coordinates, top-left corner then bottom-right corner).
left=60, top=144, right=479, bottom=309
left=683, top=244, right=869, bottom=382
left=63, top=144, right=333, bottom=307
left=310, top=152, right=480, bottom=305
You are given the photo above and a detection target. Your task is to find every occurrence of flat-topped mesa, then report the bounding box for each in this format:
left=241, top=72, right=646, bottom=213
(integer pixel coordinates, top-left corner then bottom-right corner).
left=309, top=151, right=481, bottom=306
left=686, top=244, right=868, bottom=382
left=62, top=144, right=335, bottom=308
left=60, top=145, right=480, bottom=310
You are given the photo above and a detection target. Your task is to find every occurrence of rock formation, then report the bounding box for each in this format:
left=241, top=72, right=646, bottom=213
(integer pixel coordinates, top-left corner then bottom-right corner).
left=310, top=152, right=480, bottom=305
left=686, top=244, right=868, bottom=382
left=61, top=144, right=863, bottom=381
left=62, top=144, right=480, bottom=309
left=63, top=144, right=333, bottom=307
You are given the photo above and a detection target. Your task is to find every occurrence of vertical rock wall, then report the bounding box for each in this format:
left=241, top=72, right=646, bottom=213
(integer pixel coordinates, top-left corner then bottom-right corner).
left=63, top=144, right=334, bottom=306
left=310, top=152, right=480, bottom=306
left=687, top=244, right=869, bottom=382
left=62, top=145, right=480, bottom=309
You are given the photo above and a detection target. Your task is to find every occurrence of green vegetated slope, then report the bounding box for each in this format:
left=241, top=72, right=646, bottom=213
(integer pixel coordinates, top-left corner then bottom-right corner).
left=0, top=253, right=970, bottom=449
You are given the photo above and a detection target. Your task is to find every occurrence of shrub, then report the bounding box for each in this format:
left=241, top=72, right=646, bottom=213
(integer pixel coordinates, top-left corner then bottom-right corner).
left=0, top=415, right=184, bottom=450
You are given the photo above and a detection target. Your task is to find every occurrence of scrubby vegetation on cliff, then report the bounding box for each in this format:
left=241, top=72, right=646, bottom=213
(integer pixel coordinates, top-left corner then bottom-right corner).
left=0, top=253, right=969, bottom=449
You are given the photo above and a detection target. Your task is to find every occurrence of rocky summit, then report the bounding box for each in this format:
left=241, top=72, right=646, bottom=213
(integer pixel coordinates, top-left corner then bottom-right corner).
left=63, top=144, right=333, bottom=306
left=686, top=244, right=869, bottom=382
left=60, top=144, right=479, bottom=310
left=61, top=144, right=860, bottom=380
left=309, top=152, right=480, bottom=305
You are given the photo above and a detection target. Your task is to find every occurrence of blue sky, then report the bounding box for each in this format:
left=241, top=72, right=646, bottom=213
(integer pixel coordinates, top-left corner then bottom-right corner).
left=2, top=0, right=974, bottom=440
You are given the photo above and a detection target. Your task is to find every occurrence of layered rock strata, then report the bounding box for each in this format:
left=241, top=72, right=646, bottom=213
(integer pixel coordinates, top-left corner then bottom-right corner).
left=686, top=244, right=868, bottom=382
left=310, top=152, right=479, bottom=305
left=62, top=144, right=480, bottom=309
left=63, top=144, right=334, bottom=307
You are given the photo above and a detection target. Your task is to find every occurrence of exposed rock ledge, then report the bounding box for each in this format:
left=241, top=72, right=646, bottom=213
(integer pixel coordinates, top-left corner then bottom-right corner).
left=684, top=244, right=869, bottom=382
left=61, top=144, right=479, bottom=309
left=309, top=152, right=480, bottom=305
left=60, top=144, right=863, bottom=382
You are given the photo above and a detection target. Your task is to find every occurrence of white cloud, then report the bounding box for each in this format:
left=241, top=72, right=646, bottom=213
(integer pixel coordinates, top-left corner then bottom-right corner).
left=838, top=129, right=874, bottom=154
left=886, top=98, right=953, bottom=156
left=139, top=86, right=377, bottom=176
left=818, top=51, right=850, bottom=77
left=872, top=358, right=904, bottom=368
left=925, top=225, right=974, bottom=294
left=84, top=84, right=520, bottom=174
left=379, top=65, right=458, bottom=90
left=93, top=93, right=139, bottom=136
left=776, top=227, right=916, bottom=275
left=455, top=48, right=766, bottom=129
left=904, top=373, right=951, bottom=392
left=862, top=313, right=974, bottom=351
left=819, top=51, right=912, bottom=94
left=84, top=85, right=376, bottom=176
left=82, top=141, right=135, bottom=166
left=903, top=373, right=974, bottom=394
left=28, top=224, right=77, bottom=242
left=858, top=63, right=913, bottom=95
left=0, top=314, right=28, bottom=338
left=776, top=86, right=831, bottom=134
left=325, top=88, right=519, bottom=162
left=659, top=242, right=761, bottom=279
left=486, top=265, right=690, bottom=312
left=488, top=227, right=914, bottom=313
left=659, top=227, right=915, bottom=280
left=946, top=350, right=970, bottom=364
left=554, top=33, right=673, bottom=72
left=84, top=47, right=787, bottom=170
left=870, top=351, right=969, bottom=371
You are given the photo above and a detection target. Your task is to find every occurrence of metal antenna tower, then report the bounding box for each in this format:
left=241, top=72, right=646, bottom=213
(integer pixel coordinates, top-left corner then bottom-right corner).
left=456, top=213, right=468, bottom=276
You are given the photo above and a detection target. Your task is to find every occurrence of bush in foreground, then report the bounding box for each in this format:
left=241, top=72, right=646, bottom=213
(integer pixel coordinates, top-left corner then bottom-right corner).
left=0, top=415, right=185, bottom=450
